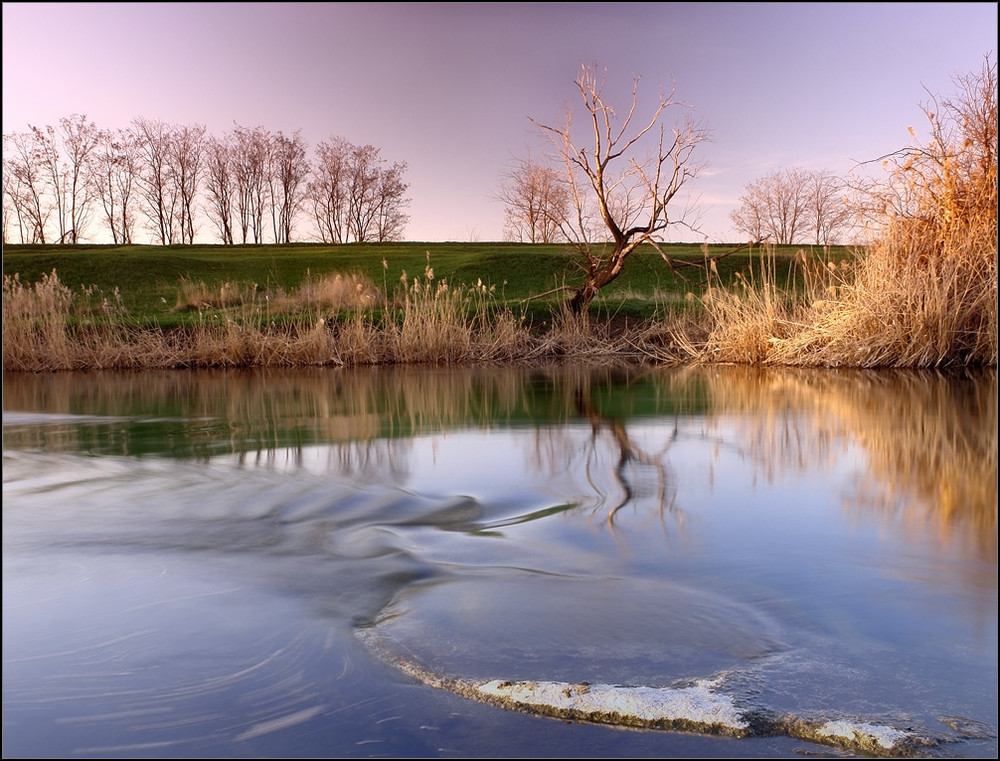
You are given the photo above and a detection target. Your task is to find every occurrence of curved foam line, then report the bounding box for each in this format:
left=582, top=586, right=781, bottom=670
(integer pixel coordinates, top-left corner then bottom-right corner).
left=357, top=629, right=960, bottom=758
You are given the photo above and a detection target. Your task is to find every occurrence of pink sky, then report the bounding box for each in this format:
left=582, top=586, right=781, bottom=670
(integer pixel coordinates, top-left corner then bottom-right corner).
left=3, top=2, right=996, bottom=243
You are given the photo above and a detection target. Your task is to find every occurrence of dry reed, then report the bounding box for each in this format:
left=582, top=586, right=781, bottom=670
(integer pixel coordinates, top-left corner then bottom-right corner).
left=674, top=57, right=997, bottom=368
left=2, top=257, right=649, bottom=371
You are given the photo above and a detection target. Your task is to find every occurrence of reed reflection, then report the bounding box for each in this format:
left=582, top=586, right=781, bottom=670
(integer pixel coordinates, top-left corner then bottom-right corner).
left=683, top=365, right=997, bottom=569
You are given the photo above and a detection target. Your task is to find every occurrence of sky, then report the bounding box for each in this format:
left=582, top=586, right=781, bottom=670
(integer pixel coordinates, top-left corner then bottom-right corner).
left=3, top=2, right=997, bottom=244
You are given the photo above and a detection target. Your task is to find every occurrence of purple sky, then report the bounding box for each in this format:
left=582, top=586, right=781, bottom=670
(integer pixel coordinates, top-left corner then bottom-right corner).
left=3, top=2, right=996, bottom=243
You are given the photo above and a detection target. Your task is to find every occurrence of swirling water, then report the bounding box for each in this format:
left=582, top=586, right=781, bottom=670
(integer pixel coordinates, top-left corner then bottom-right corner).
left=2, top=365, right=996, bottom=758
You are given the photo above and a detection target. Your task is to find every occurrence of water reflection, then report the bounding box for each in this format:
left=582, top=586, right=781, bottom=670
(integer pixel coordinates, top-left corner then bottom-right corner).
left=4, top=365, right=994, bottom=553
left=2, top=364, right=996, bottom=758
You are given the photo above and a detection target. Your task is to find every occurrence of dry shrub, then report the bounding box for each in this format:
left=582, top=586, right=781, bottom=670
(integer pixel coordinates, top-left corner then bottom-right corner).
left=385, top=255, right=537, bottom=364
left=4, top=259, right=554, bottom=370
left=682, top=56, right=997, bottom=368
left=276, top=270, right=383, bottom=312
left=2, top=270, right=145, bottom=371
left=175, top=277, right=258, bottom=311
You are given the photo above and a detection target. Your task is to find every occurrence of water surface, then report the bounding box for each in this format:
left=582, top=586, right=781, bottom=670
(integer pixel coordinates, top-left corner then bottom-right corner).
left=3, top=365, right=996, bottom=758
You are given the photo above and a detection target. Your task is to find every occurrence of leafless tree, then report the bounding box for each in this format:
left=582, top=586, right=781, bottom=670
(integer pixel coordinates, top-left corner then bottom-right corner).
left=203, top=133, right=236, bottom=244
left=308, top=137, right=409, bottom=243
left=730, top=167, right=849, bottom=245
left=1, top=166, right=12, bottom=243
left=531, top=62, right=710, bottom=314
left=372, top=159, right=409, bottom=242
left=346, top=143, right=381, bottom=243
left=3, top=130, right=51, bottom=243
left=59, top=114, right=100, bottom=243
left=29, top=125, right=65, bottom=241
left=133, top=117, right=180, bottom=244
left=806, top=169, right=851, bottom=245
left=30, top=115, right=99, bottom=243
left=496, top=153, right=571, bottom=243
left=232, top=124, right=270, bottom=243
left=92, top=127, right=140, bottom=244
left=309, top=136, right=351, bottom=243
left=167, top=123, right=205, bottom=244
left=267, top=130, right=309, bottom=244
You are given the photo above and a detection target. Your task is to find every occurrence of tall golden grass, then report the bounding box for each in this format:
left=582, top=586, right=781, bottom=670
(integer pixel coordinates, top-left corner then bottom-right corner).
left=678, top=57, right=997, bottom=368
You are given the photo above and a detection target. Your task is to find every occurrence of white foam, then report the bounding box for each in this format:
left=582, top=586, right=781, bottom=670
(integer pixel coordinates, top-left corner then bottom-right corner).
left=476, top=677, right=749, bottom=731
left=815, top=719, right=911, bottom=749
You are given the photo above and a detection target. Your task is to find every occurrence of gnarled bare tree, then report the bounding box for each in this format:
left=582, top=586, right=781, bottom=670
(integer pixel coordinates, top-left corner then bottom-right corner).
left=531, top=63, right=710, bottom=314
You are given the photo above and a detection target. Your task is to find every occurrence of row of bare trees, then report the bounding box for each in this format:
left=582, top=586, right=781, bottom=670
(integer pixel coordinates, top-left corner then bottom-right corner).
left=2, top=115, right=410, bottom=245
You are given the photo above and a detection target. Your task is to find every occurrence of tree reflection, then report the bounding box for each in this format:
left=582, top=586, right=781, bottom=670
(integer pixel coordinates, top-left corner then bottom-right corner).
left=569, top=371, right=680, bottom=526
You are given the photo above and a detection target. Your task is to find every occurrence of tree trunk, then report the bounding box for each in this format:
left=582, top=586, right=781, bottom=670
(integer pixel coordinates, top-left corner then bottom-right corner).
left=566, top=250, right=627, bottom=315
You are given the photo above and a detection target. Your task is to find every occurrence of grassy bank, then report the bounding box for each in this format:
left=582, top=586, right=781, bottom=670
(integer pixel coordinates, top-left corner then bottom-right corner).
left=2, top=242, right=850, bottom=371
left=0, top=243, right=777, bottom=368
left=3, top=234, right=994, bottom=371
left=1, top=241, right=825, bottom=325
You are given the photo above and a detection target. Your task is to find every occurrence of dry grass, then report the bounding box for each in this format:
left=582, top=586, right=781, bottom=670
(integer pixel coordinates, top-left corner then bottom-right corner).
left=2, top=257, right=650, bottom=372
left=673, top=58, right=997, bottom=368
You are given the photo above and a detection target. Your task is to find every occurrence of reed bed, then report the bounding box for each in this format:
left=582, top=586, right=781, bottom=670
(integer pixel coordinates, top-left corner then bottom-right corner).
left=2, top=260, right=648, bottom=372
left=675, top=59, right=997, bottom=368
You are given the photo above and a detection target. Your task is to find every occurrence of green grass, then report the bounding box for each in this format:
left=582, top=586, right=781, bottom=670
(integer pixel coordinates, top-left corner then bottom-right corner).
left=1, top=241, right=854, bottom=326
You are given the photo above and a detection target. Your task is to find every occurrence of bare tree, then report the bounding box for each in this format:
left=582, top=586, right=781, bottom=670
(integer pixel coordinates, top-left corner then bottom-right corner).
left=806, top=169, right=850, bottom=245
left=531, top=63, right=710, bottom=314
left=3, top=130, right=51, bottom=243
left=92, top=127, right=140, bottom=244
left=58, top=114, right=100, bottom=243
left=496, top=153, right=570, bottom=243
left=308, top=137, right=409, bottom=243
left=267, top=130, right=309, bottom=244
left=372, top=159, right=409, bottom=242
left=309, top=136, right=351, bottom=243
left=167, top=123, right=205, bottom=244
left=1, top=164, right=12, bottom=243
left=730, top=167, right=848, bottom=245
left=133, top=117, right=180, bottom=244
left=346, top=143, right=381, bottom=243
left=203, top=133, right=236, bottom=244
left=232, top=124, right=270, bottom=243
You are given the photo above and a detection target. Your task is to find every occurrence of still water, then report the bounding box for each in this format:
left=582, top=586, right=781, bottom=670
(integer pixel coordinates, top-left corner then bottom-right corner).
left=2, top=365, right=996, bottom=758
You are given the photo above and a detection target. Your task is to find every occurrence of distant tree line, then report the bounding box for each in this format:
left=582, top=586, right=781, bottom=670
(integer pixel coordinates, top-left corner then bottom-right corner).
left=2, top=114, right=410, bottom=245
left=728, top=167, right=852, bottom=245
